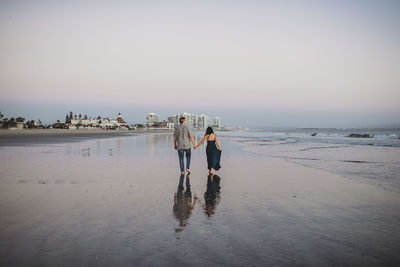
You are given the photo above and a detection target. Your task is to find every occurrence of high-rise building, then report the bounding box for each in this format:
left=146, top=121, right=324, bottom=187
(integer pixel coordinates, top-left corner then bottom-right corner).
left=166, top=112, right=219, bottom=129
left=192, top=114, right=198, bottom=129
left=146, top=113, right=159, bottom=126
left=198, top=114, right=210, bottom=129
left=169, top=112, right=197, bottom=129
left=213, top=117, right=221, bottom=129
left=181, top=112, right=195, bottom=128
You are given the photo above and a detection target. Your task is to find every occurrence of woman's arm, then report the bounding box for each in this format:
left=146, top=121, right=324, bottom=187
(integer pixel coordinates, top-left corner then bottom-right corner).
left=215, top=135, right=222, bottom=150
left=194, top=135, right=208, bottom=149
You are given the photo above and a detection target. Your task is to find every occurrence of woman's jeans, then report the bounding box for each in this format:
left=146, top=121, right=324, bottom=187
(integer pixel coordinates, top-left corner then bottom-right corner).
left=178, top=149, right=191, bottom=173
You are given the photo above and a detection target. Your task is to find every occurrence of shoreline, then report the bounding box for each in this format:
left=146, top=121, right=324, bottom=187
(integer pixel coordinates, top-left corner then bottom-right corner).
left=0, top=128, right=174, bottom=146
left=0, top=128, right=174, bottom=135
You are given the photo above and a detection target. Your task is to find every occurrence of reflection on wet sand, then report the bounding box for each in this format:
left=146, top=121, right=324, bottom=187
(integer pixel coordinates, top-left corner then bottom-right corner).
left=146, top=133, right=202, bottom=150
left=146, top=133, right=175, bottom=150
left=173, top=174, right=198, bottom=232
left=202, top=175, right=221, bottom=217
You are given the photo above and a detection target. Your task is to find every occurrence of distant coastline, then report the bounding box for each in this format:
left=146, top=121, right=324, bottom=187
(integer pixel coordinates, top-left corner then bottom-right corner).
left=0, top=128, right=174, bottom=146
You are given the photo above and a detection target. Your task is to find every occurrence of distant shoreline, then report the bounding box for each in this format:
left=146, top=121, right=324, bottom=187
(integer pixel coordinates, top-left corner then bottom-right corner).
left=0, top=128, right=174, bottom=146
left=0, top=128, right=174, bottom=135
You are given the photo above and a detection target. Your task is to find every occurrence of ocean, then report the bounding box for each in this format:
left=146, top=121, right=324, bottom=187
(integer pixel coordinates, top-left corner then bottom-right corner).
left=219, top=128, right=400, bottom=193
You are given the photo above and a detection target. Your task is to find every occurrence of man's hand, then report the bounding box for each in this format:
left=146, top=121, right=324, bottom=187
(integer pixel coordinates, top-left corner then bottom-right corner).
left=174, top=145, right=177, bottom=150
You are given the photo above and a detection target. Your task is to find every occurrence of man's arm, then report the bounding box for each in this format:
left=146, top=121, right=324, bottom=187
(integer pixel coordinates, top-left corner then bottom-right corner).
left=187, top=128, right=195, bottom=147
left=190, top=135, right=195, bottom=146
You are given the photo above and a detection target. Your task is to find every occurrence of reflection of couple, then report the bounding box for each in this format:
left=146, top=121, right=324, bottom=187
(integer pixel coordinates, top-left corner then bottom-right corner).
left=173, top=117, right=222, bottom=175
left=173, top=173, right=222, bottom=229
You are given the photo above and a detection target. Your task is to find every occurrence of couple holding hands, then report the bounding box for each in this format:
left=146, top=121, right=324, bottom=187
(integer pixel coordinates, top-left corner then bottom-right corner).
left=174, top=117, right=222, bottom=175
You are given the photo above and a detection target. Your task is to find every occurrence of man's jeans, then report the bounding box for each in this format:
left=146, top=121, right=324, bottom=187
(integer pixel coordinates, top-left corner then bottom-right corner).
left=178, top=149, right=191, bottom=173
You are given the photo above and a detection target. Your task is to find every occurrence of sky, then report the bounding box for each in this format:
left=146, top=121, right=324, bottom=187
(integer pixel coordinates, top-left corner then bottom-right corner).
left=1, top=0, right=399, bottom=127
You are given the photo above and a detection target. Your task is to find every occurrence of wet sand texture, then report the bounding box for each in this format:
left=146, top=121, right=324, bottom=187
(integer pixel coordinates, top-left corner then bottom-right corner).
left=0, top=133, right=399, bottom=266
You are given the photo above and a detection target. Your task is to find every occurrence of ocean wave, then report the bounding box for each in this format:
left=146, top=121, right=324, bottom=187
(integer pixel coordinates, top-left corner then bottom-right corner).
left=227, top=133, right=400, bottom=193
left=220, top=130, right=400, bottom=147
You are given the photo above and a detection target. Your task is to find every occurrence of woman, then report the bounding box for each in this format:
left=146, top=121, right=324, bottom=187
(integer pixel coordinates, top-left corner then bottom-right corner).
left=194, top=127, right=222, bottom=175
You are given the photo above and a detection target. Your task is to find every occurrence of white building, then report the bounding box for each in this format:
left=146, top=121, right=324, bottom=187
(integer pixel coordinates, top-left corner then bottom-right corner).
left=69, top=113, right=128, bottom=130
left=181, top=112, right=195, bottom=129
left=168, top=115, right=179, bottom=126
left=198, top=114, right=210, bottom=129
left=213, top=117, right=221, bottom=129
left=146, top=113, right=159, bottom=126
left=166, top=112, right=219, bottom=129
left=168, top=112, right=197, bottom=129
left=192, top=114, right=198, bottom=129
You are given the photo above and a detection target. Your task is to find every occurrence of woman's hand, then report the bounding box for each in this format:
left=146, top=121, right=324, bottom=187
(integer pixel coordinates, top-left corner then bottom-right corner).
left=218, top=147, right=222, bottom=151
left=193, top=145, right=197, bottom=149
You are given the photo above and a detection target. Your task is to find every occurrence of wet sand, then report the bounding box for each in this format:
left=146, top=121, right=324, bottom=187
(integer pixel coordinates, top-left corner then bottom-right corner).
left=0, top=129, right=172, bottom=146
left=0, top=133, right=399, bottom=266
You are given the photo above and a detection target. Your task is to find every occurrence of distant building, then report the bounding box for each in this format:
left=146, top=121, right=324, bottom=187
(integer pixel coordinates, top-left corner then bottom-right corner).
left=117, top=113, right=126, bottom=125
left=181, top=112, right=195, bottom=129
left=168, top=115, right=179, bottom=126
left=213, top=117, right=221, bottom=130
left=198, top=114, right=210, bottom=129
left=146, top=113, right=159, bottom=126
left=153, top=120, right=174, bottom=129
left=165, top=112, right=220, bottom=130
left=68, top=112, right=128, bottom=130
left=192, top=114, right=198, bottom=129
left=168, top=112, right=200, bottom=129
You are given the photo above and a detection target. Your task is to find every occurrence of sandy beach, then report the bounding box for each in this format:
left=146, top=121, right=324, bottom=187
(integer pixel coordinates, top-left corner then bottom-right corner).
left=0, top=132, right=399, bottom=266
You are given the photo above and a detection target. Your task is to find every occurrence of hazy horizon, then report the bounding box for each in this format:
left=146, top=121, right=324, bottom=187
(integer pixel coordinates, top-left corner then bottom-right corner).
left=1, top=0, right=399, bottom=128
left=2, top=101, right=400, bottom=129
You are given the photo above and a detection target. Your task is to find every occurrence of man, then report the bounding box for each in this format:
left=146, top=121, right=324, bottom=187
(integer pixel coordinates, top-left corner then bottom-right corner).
left=174, top=117, right=196, bottom=174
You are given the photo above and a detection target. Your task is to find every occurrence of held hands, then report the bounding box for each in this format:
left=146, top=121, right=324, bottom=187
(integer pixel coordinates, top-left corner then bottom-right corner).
left=193, top=144, right=197, bottom=149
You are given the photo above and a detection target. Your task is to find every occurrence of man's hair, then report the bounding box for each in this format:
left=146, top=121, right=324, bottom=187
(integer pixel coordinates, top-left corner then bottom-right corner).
left=179, top=117, right=185, bottom=124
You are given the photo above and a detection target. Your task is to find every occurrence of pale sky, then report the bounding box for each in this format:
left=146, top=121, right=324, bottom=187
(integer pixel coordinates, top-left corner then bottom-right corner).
left=1, top=0, right=399, bottom=127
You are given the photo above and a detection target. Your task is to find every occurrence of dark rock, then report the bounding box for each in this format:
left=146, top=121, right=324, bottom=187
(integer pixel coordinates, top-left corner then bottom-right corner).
left=348, top=133, right=373, bottom=138
left=311, top=133, right=317, bottom=136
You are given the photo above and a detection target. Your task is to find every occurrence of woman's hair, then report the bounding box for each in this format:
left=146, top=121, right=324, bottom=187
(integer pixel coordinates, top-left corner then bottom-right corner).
left=205, top=127, right=214, bottom=136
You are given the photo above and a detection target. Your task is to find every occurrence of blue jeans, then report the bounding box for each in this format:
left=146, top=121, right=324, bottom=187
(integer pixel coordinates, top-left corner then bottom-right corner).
left=178, top=149, right=191, bottom=173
